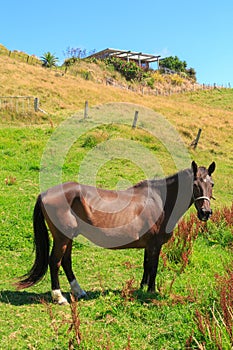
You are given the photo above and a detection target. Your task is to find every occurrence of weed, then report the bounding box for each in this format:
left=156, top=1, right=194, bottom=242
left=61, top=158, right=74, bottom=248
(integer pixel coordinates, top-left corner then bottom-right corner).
left=215, top=263, right=233, bottom=339
left=193, top=305, right=232, bottom=349
left=161, top=213, right=205, bottom=293
left=41, top=295, right=82, bottom=348
left=211, top=203, right=233, bottom=231
left=121, top=278, right=136, bottom=302
left=164, top=213, right=205, bottom=266
left=68, top=294, right=82, bottom=348
left=40, top=298, right=59, bottom=340
left=188, top=262, right=233, bottom=349
left=5, top=176, right=17, bottom=185
left=203, top=202, right=233, bottom=247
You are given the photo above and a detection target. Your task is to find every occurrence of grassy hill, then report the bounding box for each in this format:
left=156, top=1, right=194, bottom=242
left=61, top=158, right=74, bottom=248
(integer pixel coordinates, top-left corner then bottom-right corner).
left=0, top=46, right=232, bottom=204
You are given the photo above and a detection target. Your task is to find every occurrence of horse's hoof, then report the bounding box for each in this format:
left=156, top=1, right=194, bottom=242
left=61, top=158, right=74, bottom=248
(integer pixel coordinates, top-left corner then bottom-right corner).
left=51, top=290, right=69, bottom=305
left=52, top=297, right=69, bottom=305
left=57, top=299, right=69, bottom=305
left=72, top=290, right=87, bottom=300
left=79, top=290, right=87, bottom=299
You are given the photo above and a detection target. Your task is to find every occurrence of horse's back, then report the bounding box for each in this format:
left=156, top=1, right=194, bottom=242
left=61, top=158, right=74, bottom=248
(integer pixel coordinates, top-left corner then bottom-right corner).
left=40, top=181, right=165, bottom=247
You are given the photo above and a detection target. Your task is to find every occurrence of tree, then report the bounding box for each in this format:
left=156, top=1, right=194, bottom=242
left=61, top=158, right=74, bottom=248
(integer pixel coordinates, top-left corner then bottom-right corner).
left=40, top=52, right=58, bottom=68
left=159, top=56, right=187, bottom=72
left=160, top=56, right=196, bottom=81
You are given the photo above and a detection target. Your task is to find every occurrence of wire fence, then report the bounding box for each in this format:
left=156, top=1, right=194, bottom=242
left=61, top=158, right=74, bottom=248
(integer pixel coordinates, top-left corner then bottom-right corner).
left=0, top=48, right=41, bottom=66
left=0, top=96, right=38, bottom=114
left=105, top=77, right=231, bottom=96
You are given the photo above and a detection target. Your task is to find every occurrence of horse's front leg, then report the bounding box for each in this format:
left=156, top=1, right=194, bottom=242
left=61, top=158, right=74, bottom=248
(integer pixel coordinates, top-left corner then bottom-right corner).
left=140, top=249, right=149, bottom=288
left=61, top=240, right=87, bottom=300
left=141, top=244, right=162, bottom=293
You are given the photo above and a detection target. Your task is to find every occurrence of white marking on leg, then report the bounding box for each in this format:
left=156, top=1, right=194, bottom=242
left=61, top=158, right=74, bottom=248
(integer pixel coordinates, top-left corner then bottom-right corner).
left=51, top=289, right=68, bottom=305
left=70, top=279, right=87, bottom=299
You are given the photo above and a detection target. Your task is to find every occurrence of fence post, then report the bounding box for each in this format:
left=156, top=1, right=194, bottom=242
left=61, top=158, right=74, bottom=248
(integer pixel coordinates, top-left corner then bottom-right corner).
left=34, top=97, right=39, bottom=112
left=84, top=100, right=88, bottom=118
left=191, top=128, right=202, bottom=149
left=132, top=111, right=139, bottom=128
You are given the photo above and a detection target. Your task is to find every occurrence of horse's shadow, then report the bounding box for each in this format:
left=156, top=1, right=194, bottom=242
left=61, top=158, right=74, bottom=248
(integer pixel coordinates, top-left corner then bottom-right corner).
left=0, top=289, right=102, bottom=306
left=0, top=288, right=158, bottom=306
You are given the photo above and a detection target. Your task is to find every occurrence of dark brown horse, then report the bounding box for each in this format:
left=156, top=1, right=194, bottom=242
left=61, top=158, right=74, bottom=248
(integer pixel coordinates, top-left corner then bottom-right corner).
left=16, top=161, right=215, bottom=304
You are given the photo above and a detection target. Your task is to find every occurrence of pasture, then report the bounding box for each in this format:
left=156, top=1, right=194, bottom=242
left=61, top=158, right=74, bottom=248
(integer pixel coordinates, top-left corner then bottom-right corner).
left=0, top=101, right=232, bottom=349
left=1, top=51, right=233, bottom=348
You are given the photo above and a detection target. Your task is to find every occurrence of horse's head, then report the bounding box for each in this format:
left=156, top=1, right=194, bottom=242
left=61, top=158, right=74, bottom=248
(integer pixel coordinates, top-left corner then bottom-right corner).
left=191, top=161, right=216, bottom=221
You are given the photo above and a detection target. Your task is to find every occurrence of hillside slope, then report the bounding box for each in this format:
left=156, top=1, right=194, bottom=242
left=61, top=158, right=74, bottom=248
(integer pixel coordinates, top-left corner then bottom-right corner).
left=0, top=51, right=233, bottom=203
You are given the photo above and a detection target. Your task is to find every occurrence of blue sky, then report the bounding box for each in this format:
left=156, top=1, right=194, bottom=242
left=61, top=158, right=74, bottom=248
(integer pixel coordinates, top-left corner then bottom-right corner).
left=1, top=0, right=233, bottom=85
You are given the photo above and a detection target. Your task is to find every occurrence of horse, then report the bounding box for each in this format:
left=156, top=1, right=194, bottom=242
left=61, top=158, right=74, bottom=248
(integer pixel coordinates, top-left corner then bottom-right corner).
left=16, top=161, right=215, bottom=304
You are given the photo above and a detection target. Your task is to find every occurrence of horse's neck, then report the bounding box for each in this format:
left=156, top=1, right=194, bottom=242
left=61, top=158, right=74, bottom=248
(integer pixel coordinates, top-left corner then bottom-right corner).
left=152, top=168, right=193, bottom=233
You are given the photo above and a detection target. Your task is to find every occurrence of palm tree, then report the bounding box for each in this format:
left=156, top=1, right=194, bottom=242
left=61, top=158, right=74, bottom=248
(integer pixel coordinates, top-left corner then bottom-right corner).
left=40, top=52, right=58, bottom=68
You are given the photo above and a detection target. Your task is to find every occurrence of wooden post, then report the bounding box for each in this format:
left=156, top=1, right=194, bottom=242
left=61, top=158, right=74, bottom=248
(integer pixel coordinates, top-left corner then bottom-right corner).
left=84, top=100, right=88, bottom=118
left=34, top=97, right=39, bottom=112
left=191, top=128, right=202, bottom=149
left=132, top=111, right=139, bottom=128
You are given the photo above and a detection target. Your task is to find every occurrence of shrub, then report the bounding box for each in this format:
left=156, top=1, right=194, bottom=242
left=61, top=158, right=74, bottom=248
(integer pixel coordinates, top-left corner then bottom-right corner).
left=169, top=74, right=185, bottom=86
left=63, top=57, right=80, bottom=67
left=105, top=57, right=144, bottom=81
left=151, top=71, right=165, bottom=83
left=79, top=69, right=92, bottom=80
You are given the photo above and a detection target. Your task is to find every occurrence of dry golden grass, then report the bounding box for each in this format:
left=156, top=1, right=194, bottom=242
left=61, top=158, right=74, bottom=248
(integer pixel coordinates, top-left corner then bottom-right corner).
left=1, top=53, right=232, bottom=141
left=0, top=52, right=232, bottom=204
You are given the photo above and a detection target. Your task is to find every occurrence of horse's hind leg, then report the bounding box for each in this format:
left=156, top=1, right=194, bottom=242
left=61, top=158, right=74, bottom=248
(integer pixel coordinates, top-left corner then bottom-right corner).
left=61, top=240, right=87, bottom=299
left=49, top=234, right=70, bottom=305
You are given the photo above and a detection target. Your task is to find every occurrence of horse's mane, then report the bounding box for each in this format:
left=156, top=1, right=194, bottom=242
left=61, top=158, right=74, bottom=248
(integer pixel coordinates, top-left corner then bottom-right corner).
left=132, top=167, right=193, bottom=189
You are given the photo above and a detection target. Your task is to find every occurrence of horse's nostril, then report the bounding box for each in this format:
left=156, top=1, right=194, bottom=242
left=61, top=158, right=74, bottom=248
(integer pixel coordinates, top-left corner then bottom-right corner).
left=199, top=207, right=212, bottom=221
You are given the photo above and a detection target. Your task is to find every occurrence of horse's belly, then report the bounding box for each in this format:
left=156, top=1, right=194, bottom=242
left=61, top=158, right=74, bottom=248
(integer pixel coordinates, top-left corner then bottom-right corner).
left=77, top=218, right=145, bottom=249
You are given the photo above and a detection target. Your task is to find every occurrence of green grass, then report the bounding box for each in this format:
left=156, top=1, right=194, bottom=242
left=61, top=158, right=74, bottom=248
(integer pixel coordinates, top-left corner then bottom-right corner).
left=0, top=235, right=231, bottom=349
left=0, top=110, right=232, bottom=349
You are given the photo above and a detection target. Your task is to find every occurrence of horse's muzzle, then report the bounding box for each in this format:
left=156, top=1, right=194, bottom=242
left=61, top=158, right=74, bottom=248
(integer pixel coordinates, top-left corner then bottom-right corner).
left=198, top=208, right=212, bottom=221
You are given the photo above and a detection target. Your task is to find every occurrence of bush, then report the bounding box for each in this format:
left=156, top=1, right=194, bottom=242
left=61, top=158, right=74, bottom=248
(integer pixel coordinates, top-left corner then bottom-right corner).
left=169, top=74, right=185, bottom=86
left=151, top=71, right=165, bottom=83
left=159, top=56, right=196, bottom=81
left=63, top=57, right=80, bottom=67
left=105, top=57, right=145, bottom=81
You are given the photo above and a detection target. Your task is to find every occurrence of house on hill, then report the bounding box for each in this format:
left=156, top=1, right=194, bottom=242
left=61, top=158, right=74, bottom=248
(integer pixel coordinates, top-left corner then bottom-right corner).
left=86, top=48, right=161, bottom=70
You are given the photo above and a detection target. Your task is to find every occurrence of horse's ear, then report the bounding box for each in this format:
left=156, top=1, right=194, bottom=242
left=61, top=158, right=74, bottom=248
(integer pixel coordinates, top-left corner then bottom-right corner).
left=208, top=161, right=216, bottom=175
left=191, top=161, right=198, bottom=179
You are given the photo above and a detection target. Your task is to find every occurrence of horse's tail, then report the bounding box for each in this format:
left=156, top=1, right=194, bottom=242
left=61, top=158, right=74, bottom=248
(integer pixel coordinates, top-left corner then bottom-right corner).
left=16, top=194, right=50, bottom=289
